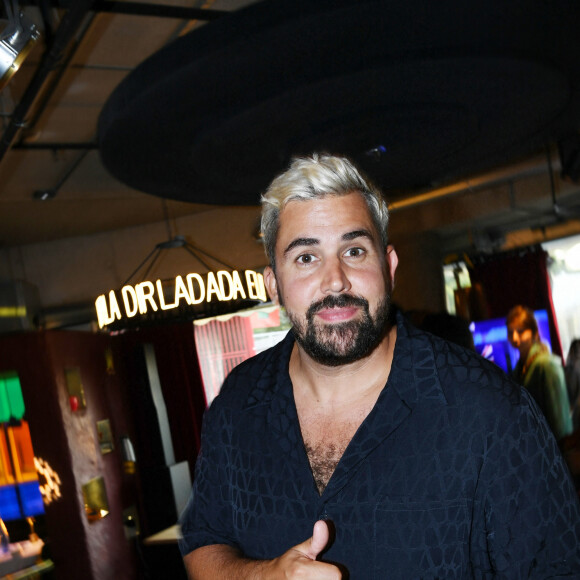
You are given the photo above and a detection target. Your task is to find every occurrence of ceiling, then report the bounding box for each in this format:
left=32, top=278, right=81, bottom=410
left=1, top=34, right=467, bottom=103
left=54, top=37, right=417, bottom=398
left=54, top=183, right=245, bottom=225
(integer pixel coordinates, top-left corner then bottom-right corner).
left=1, top=0, right=580, bottom=252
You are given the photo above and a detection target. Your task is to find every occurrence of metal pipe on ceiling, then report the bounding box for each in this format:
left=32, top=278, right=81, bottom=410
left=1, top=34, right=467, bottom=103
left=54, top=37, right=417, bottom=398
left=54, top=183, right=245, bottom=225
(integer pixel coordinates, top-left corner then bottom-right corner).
left=91, top=1, right=227, bottom=20
left=20, top=9, right=98, bottom=140
left=388, top=153, right=561, bottom=213
left=20, top=0, right=227, bottom=20
left=12, top=141, right=97, bottom=149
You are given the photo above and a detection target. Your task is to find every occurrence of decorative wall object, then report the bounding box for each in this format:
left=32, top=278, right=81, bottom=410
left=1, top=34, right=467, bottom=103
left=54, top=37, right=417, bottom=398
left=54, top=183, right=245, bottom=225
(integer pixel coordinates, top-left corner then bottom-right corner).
left=81, top=476, right=109, bottom=522
left=97, top=420, right=114, bottom=455
left=64, top=367, right=86, bottom=412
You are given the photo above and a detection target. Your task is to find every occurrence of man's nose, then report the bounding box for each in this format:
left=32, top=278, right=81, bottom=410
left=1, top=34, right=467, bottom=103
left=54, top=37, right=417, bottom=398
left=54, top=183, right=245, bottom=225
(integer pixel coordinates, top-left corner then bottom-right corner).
left=321, top=258, right=351, bottom=294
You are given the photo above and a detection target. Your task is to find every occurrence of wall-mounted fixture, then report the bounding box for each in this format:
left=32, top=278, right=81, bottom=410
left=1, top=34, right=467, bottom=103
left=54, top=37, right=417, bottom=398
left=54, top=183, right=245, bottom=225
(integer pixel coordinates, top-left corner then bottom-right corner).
left=64, top=367, right=86, bottom=412
left=0, top=1, right=40, bottom=90
left=119, top=435, right=136, bottom=475
left=81, top=476, right=109, bottom=522
left=96, top=420, right=113, bottom=455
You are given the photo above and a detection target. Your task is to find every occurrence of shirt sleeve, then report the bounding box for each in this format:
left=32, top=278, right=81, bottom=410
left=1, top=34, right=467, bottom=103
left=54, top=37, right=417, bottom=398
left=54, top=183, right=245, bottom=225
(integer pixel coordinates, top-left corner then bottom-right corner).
left=178, top=396, right=237, bottom=556
left=481, top=389, right=580, bottom=577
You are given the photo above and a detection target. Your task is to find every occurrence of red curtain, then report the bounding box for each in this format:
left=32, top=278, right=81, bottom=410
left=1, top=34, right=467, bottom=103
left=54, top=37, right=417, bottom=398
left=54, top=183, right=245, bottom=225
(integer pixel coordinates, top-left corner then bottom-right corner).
left=468, top=245, right=563, bottom=358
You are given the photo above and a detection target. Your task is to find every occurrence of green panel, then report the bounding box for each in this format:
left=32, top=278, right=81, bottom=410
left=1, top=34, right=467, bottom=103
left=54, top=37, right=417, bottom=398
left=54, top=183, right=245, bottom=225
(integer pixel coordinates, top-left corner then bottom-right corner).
left=0, top=378, right=10, bottom=423
left=0, top=372, right=25, bottom=422
left=5, top=375, right=25, bottom=420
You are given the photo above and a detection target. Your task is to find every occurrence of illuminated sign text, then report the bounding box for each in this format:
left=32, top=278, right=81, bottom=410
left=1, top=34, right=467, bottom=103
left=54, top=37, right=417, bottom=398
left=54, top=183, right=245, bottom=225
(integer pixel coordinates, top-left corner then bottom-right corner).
left=95, top=269, right=267, bottom=329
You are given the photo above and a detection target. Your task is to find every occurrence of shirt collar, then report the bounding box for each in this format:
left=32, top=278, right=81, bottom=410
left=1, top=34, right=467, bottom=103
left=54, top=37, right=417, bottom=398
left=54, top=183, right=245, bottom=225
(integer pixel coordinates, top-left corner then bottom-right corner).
left=389, top=309, right=448, bottom=409
left=244, top=308, right=448, bottom=412
left=242, top=308, right=448, bottom=497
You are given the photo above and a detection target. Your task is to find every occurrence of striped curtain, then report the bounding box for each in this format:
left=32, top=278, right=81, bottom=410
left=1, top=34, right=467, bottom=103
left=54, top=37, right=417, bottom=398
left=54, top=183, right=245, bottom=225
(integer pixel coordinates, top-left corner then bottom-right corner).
left=194, top=315, right=256, bottom=405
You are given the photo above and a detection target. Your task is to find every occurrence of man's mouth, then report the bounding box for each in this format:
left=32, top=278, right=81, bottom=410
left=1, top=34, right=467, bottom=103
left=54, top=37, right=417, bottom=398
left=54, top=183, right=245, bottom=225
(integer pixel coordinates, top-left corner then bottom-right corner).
left=315, top=306, right=360, bottom=323
left=307, top=294, right=368, bottom=323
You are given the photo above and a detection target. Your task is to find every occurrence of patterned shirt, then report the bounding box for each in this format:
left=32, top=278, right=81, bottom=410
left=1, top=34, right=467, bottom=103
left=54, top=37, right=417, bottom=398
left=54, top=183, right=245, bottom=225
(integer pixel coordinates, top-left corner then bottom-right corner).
left=179, top=311, right=580, bottom=579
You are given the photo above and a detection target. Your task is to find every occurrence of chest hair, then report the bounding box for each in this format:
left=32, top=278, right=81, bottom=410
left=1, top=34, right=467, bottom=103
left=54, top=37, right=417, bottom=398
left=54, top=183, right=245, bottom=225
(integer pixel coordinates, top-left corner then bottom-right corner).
left=291, top=345, right=391, bottom=495
left=300, top=414, right=367, bottom=495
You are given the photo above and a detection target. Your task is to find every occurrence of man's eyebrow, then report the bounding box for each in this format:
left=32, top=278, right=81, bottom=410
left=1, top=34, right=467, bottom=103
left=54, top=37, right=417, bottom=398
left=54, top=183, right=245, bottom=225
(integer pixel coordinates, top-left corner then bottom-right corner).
left=342, top=229, right=374, bottom=242
left=283, top=230, right=375, bottom=256
left=283, top=237, right=319, bottom=256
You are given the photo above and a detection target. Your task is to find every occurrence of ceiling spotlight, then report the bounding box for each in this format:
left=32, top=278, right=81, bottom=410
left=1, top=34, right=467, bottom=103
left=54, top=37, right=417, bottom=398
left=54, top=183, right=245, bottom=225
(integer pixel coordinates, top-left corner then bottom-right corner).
left=33, top=189, right=56, bottom=201
left=0, top=3, right=40, bottom=91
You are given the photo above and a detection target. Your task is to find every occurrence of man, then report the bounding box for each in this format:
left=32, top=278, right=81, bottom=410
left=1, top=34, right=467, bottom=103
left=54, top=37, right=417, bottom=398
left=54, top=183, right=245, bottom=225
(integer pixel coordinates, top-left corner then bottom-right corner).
left=506, top=304, right=573, bottom=441
left=180, top=154, right=580, bottom=578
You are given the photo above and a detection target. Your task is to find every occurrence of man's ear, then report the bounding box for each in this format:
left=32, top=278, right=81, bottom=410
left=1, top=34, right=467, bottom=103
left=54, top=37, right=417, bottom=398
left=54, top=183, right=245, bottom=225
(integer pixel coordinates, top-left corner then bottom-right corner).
left=264, top=266, right=279, bottom=304
left=386, top=245, right=398, bottom=289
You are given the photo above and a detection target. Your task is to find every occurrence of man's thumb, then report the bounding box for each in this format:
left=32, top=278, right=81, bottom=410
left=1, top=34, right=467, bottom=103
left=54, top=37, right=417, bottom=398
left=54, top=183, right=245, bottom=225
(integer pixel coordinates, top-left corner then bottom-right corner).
left=309, top=519, right=330, bottom=558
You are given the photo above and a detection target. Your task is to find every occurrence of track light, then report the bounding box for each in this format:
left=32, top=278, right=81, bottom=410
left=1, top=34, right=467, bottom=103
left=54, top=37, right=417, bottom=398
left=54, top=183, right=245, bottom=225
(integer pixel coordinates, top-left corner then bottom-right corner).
left=0, top=2, right=40, bottom=91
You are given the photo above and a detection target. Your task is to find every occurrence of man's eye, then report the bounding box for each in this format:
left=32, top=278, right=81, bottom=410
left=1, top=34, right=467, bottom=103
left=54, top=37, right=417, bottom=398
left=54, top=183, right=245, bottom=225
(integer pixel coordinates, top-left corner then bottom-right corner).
left=296, top=254, right=314, bottom=264
left=345, top=247, right=364, bottom=257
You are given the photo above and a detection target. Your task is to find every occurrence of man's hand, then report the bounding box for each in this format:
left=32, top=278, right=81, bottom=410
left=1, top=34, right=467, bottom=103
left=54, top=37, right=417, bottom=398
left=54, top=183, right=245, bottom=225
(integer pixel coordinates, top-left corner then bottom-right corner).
left=263, top=520, right=342, bottom=578
left=183, top=520, right=342, bottom=579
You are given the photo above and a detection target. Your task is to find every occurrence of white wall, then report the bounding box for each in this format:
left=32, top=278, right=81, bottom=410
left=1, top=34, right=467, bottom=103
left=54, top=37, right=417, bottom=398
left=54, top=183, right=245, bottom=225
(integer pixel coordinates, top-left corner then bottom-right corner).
left=0, top=206, right=266, bottom=309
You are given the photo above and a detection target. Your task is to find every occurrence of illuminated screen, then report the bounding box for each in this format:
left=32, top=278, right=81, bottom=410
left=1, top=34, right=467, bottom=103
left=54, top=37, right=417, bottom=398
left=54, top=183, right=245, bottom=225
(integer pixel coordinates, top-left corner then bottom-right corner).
left=470, top=310, right=552, bottom=374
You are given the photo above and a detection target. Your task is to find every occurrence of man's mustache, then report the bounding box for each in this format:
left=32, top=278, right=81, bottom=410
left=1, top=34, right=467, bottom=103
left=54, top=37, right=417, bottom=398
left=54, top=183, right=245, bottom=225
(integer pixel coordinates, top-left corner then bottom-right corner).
left=306, top=294, right=369, bottom=320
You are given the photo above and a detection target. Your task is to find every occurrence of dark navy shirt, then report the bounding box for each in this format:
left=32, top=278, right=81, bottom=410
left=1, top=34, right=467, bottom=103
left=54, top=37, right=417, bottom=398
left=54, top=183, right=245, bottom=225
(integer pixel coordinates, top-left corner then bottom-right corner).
left=179, top=312, right=580, bottom=578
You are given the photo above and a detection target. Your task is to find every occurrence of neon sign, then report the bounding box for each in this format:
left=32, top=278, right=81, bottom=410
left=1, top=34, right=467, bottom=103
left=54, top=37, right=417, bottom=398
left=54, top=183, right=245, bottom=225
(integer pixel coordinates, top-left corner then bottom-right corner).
left=95, top=269, right=267, bottom=329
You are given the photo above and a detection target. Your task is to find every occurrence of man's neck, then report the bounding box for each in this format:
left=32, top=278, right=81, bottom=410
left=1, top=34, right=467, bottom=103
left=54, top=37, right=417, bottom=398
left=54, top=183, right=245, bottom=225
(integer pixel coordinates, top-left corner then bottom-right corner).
left=291, top=324, right=397, bottom=494
left=289, top=325, right=397, bottom=406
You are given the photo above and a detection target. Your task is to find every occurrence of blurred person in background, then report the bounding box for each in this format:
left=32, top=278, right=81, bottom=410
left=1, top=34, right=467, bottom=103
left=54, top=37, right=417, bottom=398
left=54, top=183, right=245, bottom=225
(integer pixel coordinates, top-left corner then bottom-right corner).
left=507, top=305, right=573, bottom=441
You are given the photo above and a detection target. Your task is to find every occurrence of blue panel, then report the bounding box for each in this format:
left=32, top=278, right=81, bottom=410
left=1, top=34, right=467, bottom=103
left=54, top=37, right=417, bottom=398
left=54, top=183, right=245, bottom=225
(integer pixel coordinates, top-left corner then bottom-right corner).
left=0, top=484, right=22, bottom=521
left=18, top=481, right=45, bottom=518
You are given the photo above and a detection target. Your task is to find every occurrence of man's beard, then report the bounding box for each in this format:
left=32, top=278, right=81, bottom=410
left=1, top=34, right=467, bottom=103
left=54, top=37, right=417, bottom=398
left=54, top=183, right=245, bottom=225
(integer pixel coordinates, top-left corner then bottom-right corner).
left=287, top=293, right=391, bottom=367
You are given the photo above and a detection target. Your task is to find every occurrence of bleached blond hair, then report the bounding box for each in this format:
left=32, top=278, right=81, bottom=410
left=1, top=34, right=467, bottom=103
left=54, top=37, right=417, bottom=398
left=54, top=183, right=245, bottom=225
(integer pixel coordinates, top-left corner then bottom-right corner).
left=260, top=153, right=389, bottom=269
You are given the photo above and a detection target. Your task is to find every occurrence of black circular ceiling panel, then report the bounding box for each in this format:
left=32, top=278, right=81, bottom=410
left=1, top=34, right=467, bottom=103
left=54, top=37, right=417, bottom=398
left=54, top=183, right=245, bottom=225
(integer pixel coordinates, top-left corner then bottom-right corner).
left=98, top=0, right=580, bottom=204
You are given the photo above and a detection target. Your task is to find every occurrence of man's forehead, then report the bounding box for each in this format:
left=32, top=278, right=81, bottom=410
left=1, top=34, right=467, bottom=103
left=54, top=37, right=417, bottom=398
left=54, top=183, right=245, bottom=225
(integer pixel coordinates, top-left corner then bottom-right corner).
left=279, top=191, right=371, bottom=221
left=279, top=197, right=375, bottom=238
left=508, top=316, right=528, bottom=329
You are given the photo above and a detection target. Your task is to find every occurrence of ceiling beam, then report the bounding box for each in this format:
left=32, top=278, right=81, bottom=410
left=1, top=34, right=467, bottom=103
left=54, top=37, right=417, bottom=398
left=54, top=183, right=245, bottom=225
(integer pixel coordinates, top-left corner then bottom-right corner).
left=91, top=1, right=228, bottom=20
left=12, top=142, right=98, bottom=150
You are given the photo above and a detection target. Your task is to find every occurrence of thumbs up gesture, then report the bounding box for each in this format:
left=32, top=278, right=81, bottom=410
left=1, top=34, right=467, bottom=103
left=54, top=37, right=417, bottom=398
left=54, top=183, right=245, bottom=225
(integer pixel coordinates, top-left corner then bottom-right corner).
left=266, top=520, right=342, bottom=579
